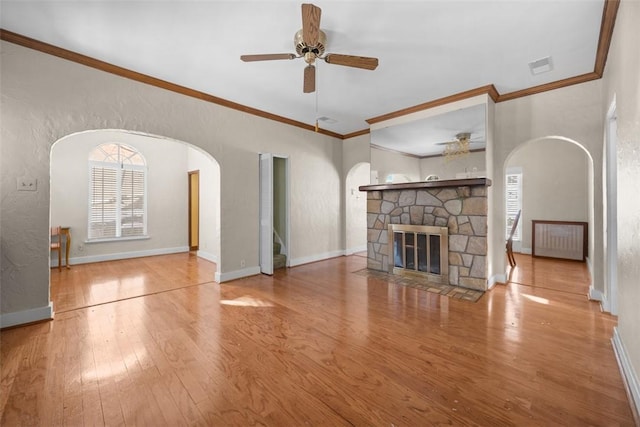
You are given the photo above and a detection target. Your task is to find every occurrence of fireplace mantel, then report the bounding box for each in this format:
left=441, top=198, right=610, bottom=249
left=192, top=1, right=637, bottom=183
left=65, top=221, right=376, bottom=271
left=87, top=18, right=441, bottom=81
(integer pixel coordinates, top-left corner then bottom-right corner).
left=359, top=178, right=491, bottom=192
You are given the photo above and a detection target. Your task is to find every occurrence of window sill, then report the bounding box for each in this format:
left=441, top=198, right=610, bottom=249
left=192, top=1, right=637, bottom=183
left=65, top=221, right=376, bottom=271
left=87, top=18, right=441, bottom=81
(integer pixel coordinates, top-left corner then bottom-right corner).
left=85, top=235, right=150, bottom=244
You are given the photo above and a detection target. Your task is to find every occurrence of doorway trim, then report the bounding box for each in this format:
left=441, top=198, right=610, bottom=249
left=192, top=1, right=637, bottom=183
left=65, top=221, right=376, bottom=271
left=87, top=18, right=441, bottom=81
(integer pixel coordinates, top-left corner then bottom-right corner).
left=188, top=170, right=200, bottom=251
left=259, top=153, right=290, bottom=275
left=604, top=97, right=618, bottom=314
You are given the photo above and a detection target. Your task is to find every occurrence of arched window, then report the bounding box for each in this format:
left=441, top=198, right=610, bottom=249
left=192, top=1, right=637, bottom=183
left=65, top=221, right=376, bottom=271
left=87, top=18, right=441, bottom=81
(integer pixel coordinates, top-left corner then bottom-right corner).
left=88, top=143, right=147, bottom=240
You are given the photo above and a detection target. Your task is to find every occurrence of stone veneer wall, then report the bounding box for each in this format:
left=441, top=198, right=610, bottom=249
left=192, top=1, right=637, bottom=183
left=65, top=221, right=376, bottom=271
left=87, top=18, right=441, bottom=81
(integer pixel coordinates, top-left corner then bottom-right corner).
left=366, top=185, right=488, bottom=290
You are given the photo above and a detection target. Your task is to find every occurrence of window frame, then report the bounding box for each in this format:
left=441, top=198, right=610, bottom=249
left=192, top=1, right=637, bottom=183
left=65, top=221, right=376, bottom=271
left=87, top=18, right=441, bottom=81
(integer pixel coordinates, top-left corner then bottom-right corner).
left=505, top=168, right=523, bottom=241
left=87, top=143, right=148, bottom=242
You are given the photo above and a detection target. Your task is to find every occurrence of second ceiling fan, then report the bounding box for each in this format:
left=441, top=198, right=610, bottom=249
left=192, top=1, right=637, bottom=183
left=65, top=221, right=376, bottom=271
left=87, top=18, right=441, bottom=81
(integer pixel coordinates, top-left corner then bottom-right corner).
left=240, top=3, right=379, bottom=93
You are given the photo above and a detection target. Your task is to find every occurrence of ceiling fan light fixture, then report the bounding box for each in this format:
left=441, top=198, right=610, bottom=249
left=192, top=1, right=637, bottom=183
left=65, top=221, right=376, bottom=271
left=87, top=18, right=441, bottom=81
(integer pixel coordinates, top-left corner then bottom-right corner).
left=443, top=132, right=472, bottom=161
left=295, top=29, right=326, bottom=57
left=240, top=3, right=378, bottom=94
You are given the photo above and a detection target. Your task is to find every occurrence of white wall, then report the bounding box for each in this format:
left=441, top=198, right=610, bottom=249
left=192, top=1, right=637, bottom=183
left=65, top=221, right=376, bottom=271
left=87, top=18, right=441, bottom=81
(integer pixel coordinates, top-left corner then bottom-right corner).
left=370, top=147, right=421, bottom=183
left=50, top=130, right=190, bottom=264
left=0, top=41, right=344, bottom=324
left=602, top=0, right=640, bottom=414
left=490, top=80, right=604, bottom=293
left=419, top=151, right=486, bottom=181
left=342, top=134, right=370, bottom=253
left=345, top=162, right=369, bottom=254
left=187, top=146, right=220, bottom=263
left=506, top=138, right=589, bottom=252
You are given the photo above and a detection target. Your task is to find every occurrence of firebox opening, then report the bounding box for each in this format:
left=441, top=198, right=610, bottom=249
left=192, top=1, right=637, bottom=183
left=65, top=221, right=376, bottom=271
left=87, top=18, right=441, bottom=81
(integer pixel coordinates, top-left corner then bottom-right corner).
left=389, top=224, right=449, bottom=284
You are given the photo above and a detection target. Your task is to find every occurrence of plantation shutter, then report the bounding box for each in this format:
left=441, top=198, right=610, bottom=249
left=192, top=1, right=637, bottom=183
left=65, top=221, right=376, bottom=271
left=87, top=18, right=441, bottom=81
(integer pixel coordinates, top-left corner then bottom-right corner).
left=505, top=173, right=522, bottom=240
left=89, top=167, right=118, bottom=239
left=120, top=168, right=145, bottom=237
left=88, top=143, right=147, bottom=240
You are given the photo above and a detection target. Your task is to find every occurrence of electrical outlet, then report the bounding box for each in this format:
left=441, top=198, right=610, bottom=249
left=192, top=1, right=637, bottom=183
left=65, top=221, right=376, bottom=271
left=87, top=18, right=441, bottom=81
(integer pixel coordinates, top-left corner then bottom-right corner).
left=17, top=177, right=37, bottom=191
left=240, top=259, right=246, bottom=268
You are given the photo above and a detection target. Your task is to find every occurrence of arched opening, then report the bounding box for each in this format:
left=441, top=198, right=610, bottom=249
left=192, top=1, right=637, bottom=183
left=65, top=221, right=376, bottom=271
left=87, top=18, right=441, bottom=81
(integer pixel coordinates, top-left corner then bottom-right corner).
left=503, top=136, right=594, bottom=293
left=49, top=129, right=221, bottom=311
left=345, top=162, right=370, bottom=255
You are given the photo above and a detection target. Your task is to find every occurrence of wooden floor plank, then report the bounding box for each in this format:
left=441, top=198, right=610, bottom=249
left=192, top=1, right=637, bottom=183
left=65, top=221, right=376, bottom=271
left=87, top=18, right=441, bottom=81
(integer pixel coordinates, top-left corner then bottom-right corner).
left=1, top=252, right=635, bottom=425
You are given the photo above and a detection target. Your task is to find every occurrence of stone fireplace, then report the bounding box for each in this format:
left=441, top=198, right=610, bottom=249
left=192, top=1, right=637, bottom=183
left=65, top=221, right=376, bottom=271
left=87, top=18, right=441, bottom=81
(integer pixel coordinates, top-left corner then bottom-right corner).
left=359, top=178, right=491, bottom=291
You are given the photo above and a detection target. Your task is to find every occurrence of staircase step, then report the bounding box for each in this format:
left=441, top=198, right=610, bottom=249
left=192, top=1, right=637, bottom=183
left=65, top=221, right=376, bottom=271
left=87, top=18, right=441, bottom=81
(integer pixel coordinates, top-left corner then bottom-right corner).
left=273, top=241, right=282, bottom=254
left=273, top=254, right=287, bottom=270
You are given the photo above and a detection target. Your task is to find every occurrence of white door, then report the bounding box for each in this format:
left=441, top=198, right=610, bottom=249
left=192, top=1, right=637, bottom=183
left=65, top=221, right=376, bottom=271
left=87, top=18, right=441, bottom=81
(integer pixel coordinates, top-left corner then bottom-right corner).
left=259, top=153, right=274, bottom=275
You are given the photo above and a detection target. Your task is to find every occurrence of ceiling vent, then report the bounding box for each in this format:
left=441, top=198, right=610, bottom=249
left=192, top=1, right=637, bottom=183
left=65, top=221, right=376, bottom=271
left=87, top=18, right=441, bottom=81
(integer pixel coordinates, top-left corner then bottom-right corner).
left=529, top=56, right=553, bottom=75
left=317, top=116, right=337, bottom=124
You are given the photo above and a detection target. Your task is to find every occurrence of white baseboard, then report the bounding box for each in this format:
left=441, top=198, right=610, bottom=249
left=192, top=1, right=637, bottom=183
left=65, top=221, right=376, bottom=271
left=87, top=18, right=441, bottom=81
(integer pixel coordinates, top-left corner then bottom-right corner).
left=520, top=247, right=532, bottom=255
left=345, top=245, right=367, bottom=256
left=215, top=266, right=261, bottom=283
left=589, top=286, right=604, bottom=301
left=196, top=250, right=218, bottom=263
left=612, top=327, right=640, bottom=421
left=290, top=250, right=345, bottom=267
left=1, top=302, right=54, bottom=328
left=488, top=273, right=506, bottom=289
left=53, top=246, right=190, bottom=266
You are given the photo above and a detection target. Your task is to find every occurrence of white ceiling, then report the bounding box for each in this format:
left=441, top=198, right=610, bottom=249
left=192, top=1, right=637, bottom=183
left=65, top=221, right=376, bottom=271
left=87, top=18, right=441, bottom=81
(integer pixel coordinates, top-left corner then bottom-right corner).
left=1, top=0, right=605, bottom=152
left=371, top=104, right=487, bottom=157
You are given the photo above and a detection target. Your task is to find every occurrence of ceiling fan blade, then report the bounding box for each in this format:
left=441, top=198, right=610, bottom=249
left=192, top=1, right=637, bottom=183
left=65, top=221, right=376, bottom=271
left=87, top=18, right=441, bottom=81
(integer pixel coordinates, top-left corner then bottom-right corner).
left=324, top=54, right=379, bottom=70
left=240, top=53, right=296, bottom=62
left=302, top=3, right=321, bottom=46
left=303, top=65, right=316, bottom=93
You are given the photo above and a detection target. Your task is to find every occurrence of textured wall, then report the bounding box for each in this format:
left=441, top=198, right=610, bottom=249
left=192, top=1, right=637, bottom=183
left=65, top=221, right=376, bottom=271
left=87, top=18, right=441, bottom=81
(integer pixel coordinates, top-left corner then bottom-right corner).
left=602, top=0, right=640, bottom=406
left=345, top=162, right=369, bottom=253
left=0, top=41, right=343, bottom=319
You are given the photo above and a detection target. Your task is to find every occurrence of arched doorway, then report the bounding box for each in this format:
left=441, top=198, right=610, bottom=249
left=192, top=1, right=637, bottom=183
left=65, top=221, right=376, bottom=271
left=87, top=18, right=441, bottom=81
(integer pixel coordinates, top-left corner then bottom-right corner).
left=49, top=129, right=221, bottom=310
left=503, top=136, right=594, bottom=292
left=345, top=162, right=370, bottom=255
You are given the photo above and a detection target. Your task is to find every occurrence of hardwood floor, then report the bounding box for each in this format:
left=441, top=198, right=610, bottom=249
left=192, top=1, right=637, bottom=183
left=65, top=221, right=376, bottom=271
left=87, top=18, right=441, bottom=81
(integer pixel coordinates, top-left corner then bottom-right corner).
left=1, top=253, right=635, bottom=425
left=50, top=253, right=217, bottom=313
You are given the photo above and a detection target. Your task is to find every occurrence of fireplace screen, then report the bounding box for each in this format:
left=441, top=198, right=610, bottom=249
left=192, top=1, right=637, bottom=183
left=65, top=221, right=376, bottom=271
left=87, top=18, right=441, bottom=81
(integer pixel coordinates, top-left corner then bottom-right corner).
left=389, top=224, right=448, bottom=283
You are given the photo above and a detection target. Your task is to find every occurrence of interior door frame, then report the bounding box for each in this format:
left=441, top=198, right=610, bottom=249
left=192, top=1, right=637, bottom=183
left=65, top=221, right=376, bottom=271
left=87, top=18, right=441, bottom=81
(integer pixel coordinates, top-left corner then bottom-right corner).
left=604, top=98, right=618, bottom=314
left=259, top=153, right=290, bottom=275
left=188, top=170, right=200, bottom=251
left=259, top=154, right=273, bottom=274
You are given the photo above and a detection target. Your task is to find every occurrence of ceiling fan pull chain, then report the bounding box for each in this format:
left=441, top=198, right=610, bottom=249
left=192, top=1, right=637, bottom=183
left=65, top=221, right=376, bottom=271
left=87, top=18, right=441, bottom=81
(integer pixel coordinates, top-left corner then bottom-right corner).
left=315, top=65, right=319, bottom=132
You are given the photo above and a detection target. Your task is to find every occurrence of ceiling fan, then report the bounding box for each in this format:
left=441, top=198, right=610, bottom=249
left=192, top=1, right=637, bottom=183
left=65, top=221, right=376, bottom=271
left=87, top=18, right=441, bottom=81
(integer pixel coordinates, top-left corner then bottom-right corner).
left=437, top=132, right=482, bottom=158
left=240, top=3, right=379, bottom=93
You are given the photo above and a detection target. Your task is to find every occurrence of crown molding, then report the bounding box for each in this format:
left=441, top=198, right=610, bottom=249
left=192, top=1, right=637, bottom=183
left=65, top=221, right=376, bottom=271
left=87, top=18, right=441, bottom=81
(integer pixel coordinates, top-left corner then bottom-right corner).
left=366, top=85, right=499, bottom=126
left=0, top=0, right=619, bottom=141
left=370, top=143, right=422, bottom=159
left=594, top=0, right=620, bottom=76
left=496, top=72, right=602, bottom=103
left=0, top=29, right=343, bottom=140
left=342, top=128, right=371, bottom=140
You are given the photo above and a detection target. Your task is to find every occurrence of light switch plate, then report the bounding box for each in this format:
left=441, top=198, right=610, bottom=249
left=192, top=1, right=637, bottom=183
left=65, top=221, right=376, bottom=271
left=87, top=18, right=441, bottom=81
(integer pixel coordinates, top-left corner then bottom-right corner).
left=17, top=177, right=37, bottom=191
